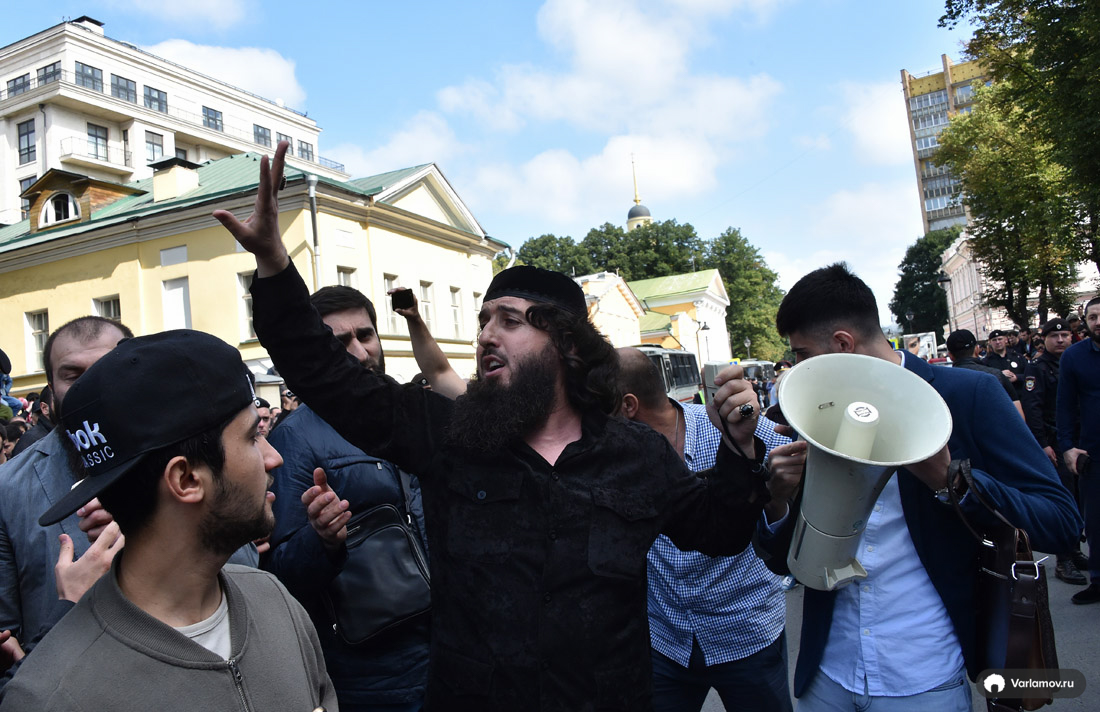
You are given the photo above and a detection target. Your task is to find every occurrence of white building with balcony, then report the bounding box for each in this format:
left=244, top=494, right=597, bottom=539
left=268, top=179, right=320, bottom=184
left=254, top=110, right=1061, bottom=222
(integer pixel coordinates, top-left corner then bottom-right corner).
left=0, top=16, right=347, bottom=226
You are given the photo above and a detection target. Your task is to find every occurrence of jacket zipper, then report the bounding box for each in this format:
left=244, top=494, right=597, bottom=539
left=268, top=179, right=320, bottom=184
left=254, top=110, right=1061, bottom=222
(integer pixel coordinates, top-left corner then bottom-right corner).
left=227, top=658, right=253, bottom=712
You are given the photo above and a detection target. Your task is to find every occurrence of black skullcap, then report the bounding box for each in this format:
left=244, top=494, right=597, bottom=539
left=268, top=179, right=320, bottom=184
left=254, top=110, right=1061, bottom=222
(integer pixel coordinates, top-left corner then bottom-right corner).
left=485, top=265, right=587, bottom=316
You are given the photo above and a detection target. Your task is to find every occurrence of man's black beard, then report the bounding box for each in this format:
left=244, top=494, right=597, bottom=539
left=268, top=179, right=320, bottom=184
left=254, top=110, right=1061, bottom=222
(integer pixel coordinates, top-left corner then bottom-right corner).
left=445, top=344, right=559, bottom=452
left=199, top=476, right=274, bottom=557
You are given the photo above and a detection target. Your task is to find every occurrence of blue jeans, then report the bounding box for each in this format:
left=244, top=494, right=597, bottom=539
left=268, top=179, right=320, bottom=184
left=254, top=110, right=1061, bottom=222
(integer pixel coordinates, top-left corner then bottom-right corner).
left=651, top=633, right=793, bottom=712
left=798, top=668, right=971, bottom=712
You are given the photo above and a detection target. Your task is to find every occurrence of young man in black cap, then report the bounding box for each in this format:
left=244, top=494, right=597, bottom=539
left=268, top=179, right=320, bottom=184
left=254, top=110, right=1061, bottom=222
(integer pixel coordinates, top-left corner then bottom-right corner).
left=945, top=328, right=1023, bottom=419
left=1022, top=318, right=1086, bottom=585
left=0, top=330, right=336, bottom=711
left=216, top=141, right=769, bottom=712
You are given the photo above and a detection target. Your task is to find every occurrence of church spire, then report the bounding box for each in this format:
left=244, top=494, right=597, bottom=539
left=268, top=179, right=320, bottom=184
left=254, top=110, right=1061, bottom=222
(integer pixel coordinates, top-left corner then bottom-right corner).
left=627, top=153, right=652, bottom=231
left=632, top=153, right=642, bottom=205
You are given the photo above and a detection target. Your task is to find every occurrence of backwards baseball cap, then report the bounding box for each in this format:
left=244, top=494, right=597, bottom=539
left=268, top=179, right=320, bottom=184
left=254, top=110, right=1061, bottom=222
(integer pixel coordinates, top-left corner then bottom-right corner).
left=946, top=329, right=977, bottom=352
left=1040, top=318, right=1071, bottom=337
left=39, top=330, right=255, bottom=527
left=485, top=265, right=587, bottom=317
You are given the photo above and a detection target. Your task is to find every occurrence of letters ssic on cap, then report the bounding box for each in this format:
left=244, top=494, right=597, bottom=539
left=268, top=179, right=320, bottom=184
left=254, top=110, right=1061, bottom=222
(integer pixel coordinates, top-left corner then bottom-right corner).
left=68, top=420, right=113, bottom=467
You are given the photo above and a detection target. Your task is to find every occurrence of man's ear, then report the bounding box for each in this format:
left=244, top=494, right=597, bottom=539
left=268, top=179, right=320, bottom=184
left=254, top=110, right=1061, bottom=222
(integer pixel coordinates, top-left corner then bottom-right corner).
left=621, top=393, right=640, bottom=420
left=830, top=330, right=857, bottom=354
left=163, top=455, right=205, bottom=505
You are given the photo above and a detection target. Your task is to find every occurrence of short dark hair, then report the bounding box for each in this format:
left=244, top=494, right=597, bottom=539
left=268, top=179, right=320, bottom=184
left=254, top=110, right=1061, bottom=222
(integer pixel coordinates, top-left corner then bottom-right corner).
left=93, top=413, right=234, bottom=536
left=617, top=348, right=667, bottom=410
left=44, top=317, right=133, bottom=387
left=776, top=262, right=881, bottom=340
left=526, top=304, right=620, bottom=415
left=310, top=285, right=377, bottom=328
left=1086, top=296, right=1100, bottom=312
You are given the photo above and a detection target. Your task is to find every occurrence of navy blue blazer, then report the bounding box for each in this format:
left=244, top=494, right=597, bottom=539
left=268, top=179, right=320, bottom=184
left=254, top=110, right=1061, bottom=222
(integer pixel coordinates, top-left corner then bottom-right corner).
left=757, top=352, right=1082, bottom=696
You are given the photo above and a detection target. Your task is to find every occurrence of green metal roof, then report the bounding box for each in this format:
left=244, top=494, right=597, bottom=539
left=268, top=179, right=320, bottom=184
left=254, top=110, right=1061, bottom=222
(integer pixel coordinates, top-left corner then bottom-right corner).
left=639, top=310, right=672, bottom=333
left=0, top=154, right=433, bottom=254
left=628, top=269, right=721, bottom=300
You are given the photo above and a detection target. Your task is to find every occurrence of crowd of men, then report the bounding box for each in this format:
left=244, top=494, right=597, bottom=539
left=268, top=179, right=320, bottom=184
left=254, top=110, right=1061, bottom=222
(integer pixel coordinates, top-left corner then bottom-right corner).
left=0, top=141, right=1091, bottom=711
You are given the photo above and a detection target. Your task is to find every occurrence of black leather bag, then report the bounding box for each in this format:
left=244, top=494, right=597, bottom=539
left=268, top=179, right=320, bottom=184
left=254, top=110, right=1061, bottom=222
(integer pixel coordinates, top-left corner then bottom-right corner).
left=321, top=470, right=431, bottom=645
left=949, top=460, right=1058, bottom=712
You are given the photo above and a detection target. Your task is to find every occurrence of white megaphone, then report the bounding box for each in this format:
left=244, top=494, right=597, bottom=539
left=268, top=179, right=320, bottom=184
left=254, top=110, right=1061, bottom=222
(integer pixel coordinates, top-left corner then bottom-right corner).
left=775, top=353, right=952, bottom=591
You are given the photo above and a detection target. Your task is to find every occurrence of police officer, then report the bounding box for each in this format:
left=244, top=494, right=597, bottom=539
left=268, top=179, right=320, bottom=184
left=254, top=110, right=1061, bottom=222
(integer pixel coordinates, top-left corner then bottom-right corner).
left=1023, top=318, right=1087, bottom=584
left=946, top=329, right=1024, bottom=419
left=983, top=329, right=1026, bottom=397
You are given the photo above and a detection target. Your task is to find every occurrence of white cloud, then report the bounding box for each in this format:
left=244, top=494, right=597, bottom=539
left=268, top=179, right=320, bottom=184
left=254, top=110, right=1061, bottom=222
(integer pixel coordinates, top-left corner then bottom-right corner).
left=795, top=133, right=832, bottom=151
left=141, top=40, right=306, bottom=109
left=839, top=81, right=913, bottom=166
left=327, top=112, right=467, bottom=178
left=104, top=0, right=250, bottom=30
left=766, top=181, right=924, bottom=324
left=465, top=133, right=721, bottom=235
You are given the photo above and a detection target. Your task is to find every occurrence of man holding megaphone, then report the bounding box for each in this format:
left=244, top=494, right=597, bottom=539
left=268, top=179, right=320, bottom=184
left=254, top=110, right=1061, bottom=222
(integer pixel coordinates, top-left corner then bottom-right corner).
left=755, top=263, right=1081, bottom=712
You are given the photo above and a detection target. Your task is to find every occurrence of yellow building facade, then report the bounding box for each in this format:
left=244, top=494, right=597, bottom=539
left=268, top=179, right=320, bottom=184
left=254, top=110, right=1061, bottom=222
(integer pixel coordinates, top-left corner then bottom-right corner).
left=0, top=154, right=506, bottom=395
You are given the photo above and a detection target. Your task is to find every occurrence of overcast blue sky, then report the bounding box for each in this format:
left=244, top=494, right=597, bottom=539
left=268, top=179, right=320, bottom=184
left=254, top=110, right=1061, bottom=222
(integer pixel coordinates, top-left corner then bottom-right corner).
left=8, top=1, right=974, bottom=322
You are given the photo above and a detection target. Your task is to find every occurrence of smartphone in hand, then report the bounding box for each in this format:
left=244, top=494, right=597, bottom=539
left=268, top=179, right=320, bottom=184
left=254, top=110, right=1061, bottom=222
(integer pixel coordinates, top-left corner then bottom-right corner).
left=391, top=288, right=414, bottom=310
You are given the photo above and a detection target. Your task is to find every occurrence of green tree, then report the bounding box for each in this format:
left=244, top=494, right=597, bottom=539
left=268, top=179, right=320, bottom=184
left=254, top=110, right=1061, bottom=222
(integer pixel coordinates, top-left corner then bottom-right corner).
left=941, top=0, right=1100, bottom=279
left=888, top=227, right=959, bottom=334
left=581, top=220, right=704, bottom=280
left=515, top=234, right=594, bottom=275
left=701, top=228, right=787, bottom=362
left=936, top=81, right=1079, bottom=325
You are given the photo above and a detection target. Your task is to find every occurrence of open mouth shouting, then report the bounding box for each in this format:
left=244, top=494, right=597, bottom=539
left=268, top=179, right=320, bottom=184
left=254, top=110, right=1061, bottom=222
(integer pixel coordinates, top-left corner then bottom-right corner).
left=481, top=351, right=507, bottom=379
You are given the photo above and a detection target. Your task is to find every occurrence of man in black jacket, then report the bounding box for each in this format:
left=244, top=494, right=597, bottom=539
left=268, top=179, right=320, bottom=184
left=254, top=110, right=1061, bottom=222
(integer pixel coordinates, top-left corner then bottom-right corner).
left=946, top=329, right=1024, bottom=419
left=215, top=141, right=770, bottom=712
left=9, top=386, right=52, bottom=458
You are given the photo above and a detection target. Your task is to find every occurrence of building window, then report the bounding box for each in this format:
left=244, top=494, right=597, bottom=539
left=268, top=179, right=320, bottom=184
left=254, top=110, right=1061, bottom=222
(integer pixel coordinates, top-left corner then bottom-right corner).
left=40, top=192, right=80, bottom=225
left=298, top=141, right=314, bottom=162
left=383, top=273, right=400, bottom=334
left=450, top=287, right=462, bottom=339
left=94, top=296, right=121, bottom=322
left=419, top=281, right=434, bottom=331
left=144, top=86, right=168, bottom=113
left=75, top=62, right=103, bottom=92
left=473, top=291, right=483, bottom=329
left=18, top=119, right=35, bottom=165
left=6, top=73, right=30, bottom=97
left=111, top=74, right=137, bottom=103
left=253, top=124, right=271, bottom=147
left=203, top=106, right=223, bottom=131
left=337, top=266, right=356, bottom=287
left=160, top=245, right=187, bottom=266
left=87, top=123, right=108, bottom=160
left=163, top=277, right=192, bottom=330
left=19, top=176, right=36, bottom=220
left=238, top=273, right=255, bottom=339
left=26, top=310, right=49, bottom=372
left=37, top=62, right=60, bottom=86
left=277, top=132, right=292, bottom=148
left=175, top=148, right=188, bottom=160
left=145, top=131, right=164, bottom=164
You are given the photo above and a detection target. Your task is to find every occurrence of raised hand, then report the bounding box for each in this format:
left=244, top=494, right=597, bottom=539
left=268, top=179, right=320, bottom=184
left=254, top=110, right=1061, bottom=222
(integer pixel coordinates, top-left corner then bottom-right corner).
left=706, top=363, right=759, bottom=460
left=213, top=140, right=291, bottom=277
left=302, top=468, right=352, bottom=552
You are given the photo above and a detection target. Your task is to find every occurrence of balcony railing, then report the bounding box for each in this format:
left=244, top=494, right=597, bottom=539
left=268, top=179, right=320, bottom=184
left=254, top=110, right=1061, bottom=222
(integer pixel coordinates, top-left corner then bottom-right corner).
left=2, top=69, right=346, bottom=175
left=58, top=135, right=132, bottom=169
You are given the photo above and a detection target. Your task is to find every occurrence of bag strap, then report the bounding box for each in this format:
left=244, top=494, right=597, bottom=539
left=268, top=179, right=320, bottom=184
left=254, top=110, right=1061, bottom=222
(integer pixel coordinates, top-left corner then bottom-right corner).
left=397, top=468, right=416, bottom=526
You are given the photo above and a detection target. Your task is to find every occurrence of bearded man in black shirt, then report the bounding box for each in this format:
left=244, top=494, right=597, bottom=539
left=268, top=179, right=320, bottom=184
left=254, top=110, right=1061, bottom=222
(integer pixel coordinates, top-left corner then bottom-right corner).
left=215, top=141, right=773, bottom=712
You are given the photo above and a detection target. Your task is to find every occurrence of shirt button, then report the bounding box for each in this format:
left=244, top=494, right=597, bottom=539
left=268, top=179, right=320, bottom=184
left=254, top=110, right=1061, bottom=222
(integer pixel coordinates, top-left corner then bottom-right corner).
left=477, top=490, right=486, bottom=500
left=862, top=585, right=871, bottom=592
left=548, top=530, right=558, bottom=540
left=543, top=593, right=552, bottom=603
left=551, top=471, right=560, bottom=481
left=866, top=545, right=874, bottom=553
left=874, top=504, right=882, bottom=513
left=863, top=628, right=871, bottom=636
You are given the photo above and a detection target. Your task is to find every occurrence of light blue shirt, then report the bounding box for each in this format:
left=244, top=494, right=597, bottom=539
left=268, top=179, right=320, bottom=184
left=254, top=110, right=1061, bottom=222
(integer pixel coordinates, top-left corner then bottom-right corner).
left=647, top=403, right=790, bottom=666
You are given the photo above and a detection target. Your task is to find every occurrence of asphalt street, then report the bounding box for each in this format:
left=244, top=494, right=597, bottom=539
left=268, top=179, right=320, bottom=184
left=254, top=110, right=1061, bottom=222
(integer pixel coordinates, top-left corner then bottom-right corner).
left=702, top=550, right=1097, bottom=711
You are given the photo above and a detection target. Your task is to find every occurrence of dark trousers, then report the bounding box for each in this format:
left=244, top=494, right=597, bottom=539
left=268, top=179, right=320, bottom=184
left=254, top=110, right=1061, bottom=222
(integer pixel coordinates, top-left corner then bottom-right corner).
left=1055, top=458, right=1085, bottom=561
left=1080, top=460, right=1100, bottom=579
left=651, top=633, right=793, bottom=712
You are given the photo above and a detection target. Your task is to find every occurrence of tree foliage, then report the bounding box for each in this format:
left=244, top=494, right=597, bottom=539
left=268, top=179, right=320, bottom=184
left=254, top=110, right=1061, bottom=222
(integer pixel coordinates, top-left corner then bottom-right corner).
left=888, top=227, right=959, bottom=334
left=935, top=81, right=1079, bottom=325
left=508, top=220, right=787, bottom=361
left=941, top=0, right=1100, bottom=279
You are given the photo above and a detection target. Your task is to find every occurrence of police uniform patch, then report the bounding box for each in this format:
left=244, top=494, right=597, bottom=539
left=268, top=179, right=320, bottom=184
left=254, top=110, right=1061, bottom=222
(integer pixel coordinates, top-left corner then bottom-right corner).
left=1025, top=376, right=1036, bottom=391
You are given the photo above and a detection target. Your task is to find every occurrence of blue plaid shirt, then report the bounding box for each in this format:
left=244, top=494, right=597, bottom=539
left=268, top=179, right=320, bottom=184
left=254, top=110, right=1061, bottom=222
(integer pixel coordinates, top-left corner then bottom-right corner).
left=647, top=402, right=791, bottom=666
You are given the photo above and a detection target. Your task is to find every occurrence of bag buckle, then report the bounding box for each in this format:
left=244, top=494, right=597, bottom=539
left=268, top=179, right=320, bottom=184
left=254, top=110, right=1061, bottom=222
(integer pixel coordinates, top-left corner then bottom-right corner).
left=1012, top=556, right=1046, bottom=580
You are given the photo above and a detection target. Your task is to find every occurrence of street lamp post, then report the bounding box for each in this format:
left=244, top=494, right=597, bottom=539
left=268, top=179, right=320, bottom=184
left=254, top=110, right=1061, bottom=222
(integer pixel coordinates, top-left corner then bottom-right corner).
left=936, top=271, right=953, bottom=332
left=905, top=309, right=914, bottom=333
left=744, top=336, right=752, bottom=360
